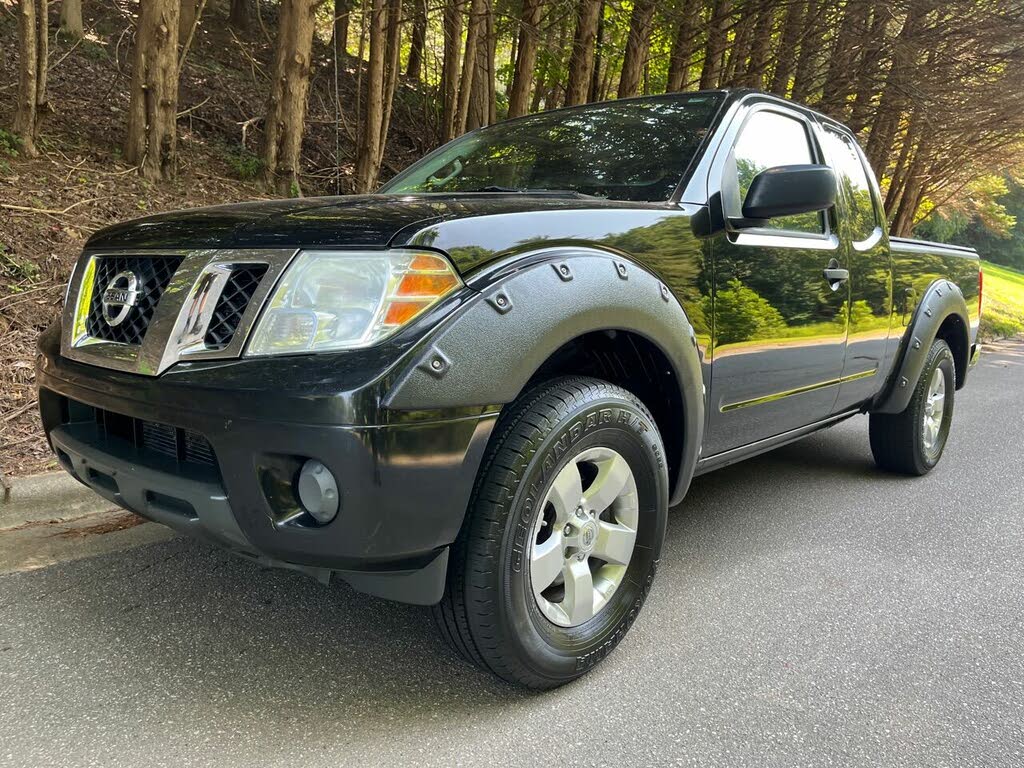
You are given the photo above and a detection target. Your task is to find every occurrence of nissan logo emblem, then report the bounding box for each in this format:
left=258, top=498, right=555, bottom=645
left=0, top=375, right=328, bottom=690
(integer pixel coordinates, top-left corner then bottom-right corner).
left=101, top=270, right=142, bottom=327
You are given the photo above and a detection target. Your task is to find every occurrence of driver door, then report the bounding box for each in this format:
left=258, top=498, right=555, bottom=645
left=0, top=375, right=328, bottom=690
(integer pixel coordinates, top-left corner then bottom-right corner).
left=704, top=104, right=849, bottom=456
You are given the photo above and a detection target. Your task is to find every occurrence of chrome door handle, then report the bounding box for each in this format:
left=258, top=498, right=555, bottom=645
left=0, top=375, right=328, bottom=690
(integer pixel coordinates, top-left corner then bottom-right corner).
left=823, top=259, right=849, bottom=291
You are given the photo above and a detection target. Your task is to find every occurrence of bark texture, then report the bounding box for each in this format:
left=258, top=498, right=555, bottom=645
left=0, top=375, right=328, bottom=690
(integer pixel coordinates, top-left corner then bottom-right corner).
left=565, top=0, right=602, bottom=106
left=617, top=0, right=656, bottom=98
left=261, top=0, right=316, bottom=195
left=507, top=0, right=542, bottom=118
left=124, top=0, right=179, bottom=180
left=14, top=0, right=48, bottom=156
left=60, top=0, right=84, bottom=38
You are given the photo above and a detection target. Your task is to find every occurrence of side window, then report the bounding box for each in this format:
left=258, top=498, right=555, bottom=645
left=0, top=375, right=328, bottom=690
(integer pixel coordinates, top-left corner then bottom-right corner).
left=823, top=128, right=880, bottom=243
left=728, top=110, right=824, bottom=235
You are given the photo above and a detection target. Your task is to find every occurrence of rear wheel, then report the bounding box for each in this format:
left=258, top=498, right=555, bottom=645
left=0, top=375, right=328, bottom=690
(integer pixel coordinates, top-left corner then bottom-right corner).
left=433, top=376, right=669, bottom=689
left=869, top=338, right=955, bottom=476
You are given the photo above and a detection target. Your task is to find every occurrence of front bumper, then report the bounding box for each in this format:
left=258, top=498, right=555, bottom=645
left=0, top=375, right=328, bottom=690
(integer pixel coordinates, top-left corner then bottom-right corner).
left=37, top=325, right=497, bottom=604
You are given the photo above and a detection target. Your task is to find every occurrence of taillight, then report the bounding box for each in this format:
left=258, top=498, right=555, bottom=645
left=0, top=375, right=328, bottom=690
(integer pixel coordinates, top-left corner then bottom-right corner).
left=978, top=267, right=983, bottom=317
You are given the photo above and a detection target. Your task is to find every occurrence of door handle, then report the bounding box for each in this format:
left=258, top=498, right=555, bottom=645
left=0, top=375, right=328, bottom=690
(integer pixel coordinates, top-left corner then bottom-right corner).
left=823, top=259, right=849, bottom=291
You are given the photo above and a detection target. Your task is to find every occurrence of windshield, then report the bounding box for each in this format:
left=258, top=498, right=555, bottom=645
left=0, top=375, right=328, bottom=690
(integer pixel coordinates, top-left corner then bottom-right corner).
left=380, top=94, right=723, bottom=202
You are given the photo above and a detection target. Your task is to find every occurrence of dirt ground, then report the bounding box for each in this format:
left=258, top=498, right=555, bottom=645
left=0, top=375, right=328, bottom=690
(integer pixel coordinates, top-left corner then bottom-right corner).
left=0, top=3, right=433, bottom=478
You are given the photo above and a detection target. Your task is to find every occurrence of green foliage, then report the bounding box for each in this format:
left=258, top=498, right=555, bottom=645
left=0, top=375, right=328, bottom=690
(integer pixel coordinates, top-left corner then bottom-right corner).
left=980, top=260, right=1024, bottom=340
left=704, top=278, right=786, bottom=344
left=81, top=40, right=111, bottom=61
left=843, top=299, right=876, bottom=331
left=224, top=146, right=263, bottom=180
left=0, top=245, right=41, bottom=287
left=916, top=175, right=1023, bottom=270
left=0, top=129, right=21, bottom=158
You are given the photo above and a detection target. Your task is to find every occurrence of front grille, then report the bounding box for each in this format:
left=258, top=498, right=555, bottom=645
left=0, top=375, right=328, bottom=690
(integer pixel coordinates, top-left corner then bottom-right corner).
left=85, top=255, right=183, bottom=346
left=204, top=264, right=268, bottom=350
left=64, top=398, right=218, bottom=472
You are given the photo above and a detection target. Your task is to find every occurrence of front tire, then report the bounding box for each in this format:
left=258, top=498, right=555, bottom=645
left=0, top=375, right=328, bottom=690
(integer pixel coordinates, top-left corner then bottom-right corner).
left=433, top=377, right=669, bottom=689
left=869, top=338, right=956, bottom=475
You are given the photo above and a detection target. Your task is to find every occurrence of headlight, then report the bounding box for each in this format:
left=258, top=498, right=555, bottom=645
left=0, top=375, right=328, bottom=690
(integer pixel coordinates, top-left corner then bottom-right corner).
left=246, top=249, right=462, bottom=356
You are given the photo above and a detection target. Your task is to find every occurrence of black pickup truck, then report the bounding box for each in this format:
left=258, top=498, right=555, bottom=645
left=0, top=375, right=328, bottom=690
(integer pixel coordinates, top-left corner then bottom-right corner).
left=37, top=89, right=981, bottom=688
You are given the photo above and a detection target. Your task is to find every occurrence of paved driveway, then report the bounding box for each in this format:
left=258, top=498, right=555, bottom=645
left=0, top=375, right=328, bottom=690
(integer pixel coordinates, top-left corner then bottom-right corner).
left=1, top=341, right=1022, bottom=767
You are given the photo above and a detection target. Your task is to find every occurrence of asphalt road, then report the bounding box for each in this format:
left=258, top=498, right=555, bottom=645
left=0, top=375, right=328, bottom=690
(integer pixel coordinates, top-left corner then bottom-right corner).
left=2, top=341, right=1023, bottom=767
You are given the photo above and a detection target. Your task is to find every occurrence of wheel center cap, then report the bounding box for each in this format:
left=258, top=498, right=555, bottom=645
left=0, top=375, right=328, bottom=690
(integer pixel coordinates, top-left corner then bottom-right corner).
left=579, top=520, right=598, bottom=552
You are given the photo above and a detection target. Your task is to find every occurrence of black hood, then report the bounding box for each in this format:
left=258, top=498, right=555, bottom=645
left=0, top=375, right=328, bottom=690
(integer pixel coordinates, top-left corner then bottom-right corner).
left=84, top=193, right=638, bottom=252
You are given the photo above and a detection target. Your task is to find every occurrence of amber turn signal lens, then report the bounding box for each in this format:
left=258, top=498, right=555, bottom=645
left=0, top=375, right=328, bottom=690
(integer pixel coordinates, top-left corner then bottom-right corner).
left=408, top=254, right=450, bottom=271
left=395, top=272, right=460, bottom=297
left=383, top=301, right=429, bottom=326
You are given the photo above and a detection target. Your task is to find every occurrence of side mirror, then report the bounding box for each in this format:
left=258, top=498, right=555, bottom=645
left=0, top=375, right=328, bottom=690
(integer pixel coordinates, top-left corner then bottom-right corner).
left=736, top=164, right=836, bottom=228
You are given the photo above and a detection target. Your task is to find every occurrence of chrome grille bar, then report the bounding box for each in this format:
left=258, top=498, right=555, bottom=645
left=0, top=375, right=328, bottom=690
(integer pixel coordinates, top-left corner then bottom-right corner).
left=61, top=248, right=298, bottom=376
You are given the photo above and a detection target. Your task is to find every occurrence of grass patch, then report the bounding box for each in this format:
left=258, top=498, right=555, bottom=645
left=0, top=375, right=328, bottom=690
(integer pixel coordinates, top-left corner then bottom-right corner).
left=981, top=261, right=1024, bottom=340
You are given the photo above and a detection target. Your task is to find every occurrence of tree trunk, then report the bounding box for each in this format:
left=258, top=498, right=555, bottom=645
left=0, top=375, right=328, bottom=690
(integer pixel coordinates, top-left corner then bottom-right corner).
left=14, top=0, right=40, bottom=156
left=375, top=0, right=402, bottom=181
left=617, top=0, right=655, bottom=98
left=353, top=0, right=385, bottom=191
left=486, top=9, right=497, bottom=124
left=846, top=3, right=890, bottom=132
left=507, top=0, right=542, bottom=118
left=60, top=0, right=84, bottom=38
left=455, top=0, right=485, bottom=135
left=36, top=0, right=47, bottom=121
left=565, top=0, right=601, bottom=106
left=530, top=41, right=549, bottom=111
left=666, top=0, right=702, bottom=92
left=890, top=138, right=930, bottom=236
left=333, top=0, right=352, bottom=58
left=699, top=0, right=731, bottom=89
left=406, top=0, right=427, bottom=79
left=768, top=0, right=807, bottom=95
left=179, top=0, right=196, bottom=43
left=722, top=3, right=755, bottom=86
left=864, top=8, right=926, bottom=176
left=467, top=5, right=492, bottom=130
left=124, top=0, right=178, bottom=180
left=588, top=0, right=604, bottom=101
left=229, top=0, right=249, bottom=31
left=820, top=0, right=871, bottom=115
left=744, top=3, right=776, bottom=88
left=441, top=0, right=463, bottom=139
left=790, top=0, right=827, bottom=102
left=261, top=0, right=316, bottom=195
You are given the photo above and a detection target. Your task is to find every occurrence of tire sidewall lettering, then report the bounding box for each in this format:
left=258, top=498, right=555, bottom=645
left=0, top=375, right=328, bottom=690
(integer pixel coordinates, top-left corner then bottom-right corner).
left=511, top=404, right=656, bottom=575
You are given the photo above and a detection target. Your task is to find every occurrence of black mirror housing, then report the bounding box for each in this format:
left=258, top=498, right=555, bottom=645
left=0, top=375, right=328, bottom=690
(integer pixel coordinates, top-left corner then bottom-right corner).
left=738, top=164, right=836, bottom=225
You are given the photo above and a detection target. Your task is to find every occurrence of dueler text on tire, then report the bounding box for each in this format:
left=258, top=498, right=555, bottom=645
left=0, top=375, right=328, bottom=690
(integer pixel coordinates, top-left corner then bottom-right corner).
left=432, top=376, right=669, bottom=688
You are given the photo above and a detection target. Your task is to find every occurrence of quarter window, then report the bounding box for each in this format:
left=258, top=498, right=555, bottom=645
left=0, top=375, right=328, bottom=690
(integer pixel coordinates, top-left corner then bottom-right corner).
left=727, top=110, right=824, bottom=235
left=823, top=128, right=879, bottom=242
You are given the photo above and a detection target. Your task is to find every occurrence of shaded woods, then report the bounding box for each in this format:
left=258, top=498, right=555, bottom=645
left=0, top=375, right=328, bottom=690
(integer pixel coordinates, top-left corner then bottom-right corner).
left=8, top=0, right=1024, bottom=234
left=1, top=0, right=1023, bottom=477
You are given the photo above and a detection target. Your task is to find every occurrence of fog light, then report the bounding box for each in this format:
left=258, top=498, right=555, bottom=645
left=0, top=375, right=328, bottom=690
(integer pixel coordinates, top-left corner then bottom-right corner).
left=297, top=460, right=339, bottom=524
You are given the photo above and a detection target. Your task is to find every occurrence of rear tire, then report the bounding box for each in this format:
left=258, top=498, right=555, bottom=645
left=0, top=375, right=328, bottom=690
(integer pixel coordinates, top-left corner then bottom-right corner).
left=869, top=338, right=955, bottom=476
left=433, top=376, right=669, bottom=689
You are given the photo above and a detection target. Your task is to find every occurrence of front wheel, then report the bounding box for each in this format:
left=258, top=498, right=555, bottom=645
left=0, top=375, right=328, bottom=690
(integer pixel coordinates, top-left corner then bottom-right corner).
left=869, top=338, right=956, bottom=476
left=433, top=377, right=669, bottom=689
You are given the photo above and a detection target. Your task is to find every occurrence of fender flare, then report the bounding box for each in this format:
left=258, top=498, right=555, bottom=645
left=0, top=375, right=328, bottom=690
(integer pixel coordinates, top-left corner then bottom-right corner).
left=873, top=279, right=971, bottom=415
left=384, top=248, right=705, bottom=504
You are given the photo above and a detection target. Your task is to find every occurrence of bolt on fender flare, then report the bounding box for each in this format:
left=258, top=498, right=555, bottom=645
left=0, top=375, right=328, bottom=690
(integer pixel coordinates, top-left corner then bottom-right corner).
left=873, top=279, right=970, bottom=415
left=384, top=247, right=705, bottom=505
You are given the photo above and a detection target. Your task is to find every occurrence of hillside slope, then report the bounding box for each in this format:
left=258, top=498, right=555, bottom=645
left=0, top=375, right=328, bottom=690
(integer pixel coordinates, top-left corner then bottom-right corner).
left=0, top=2, right=435, bottom=477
